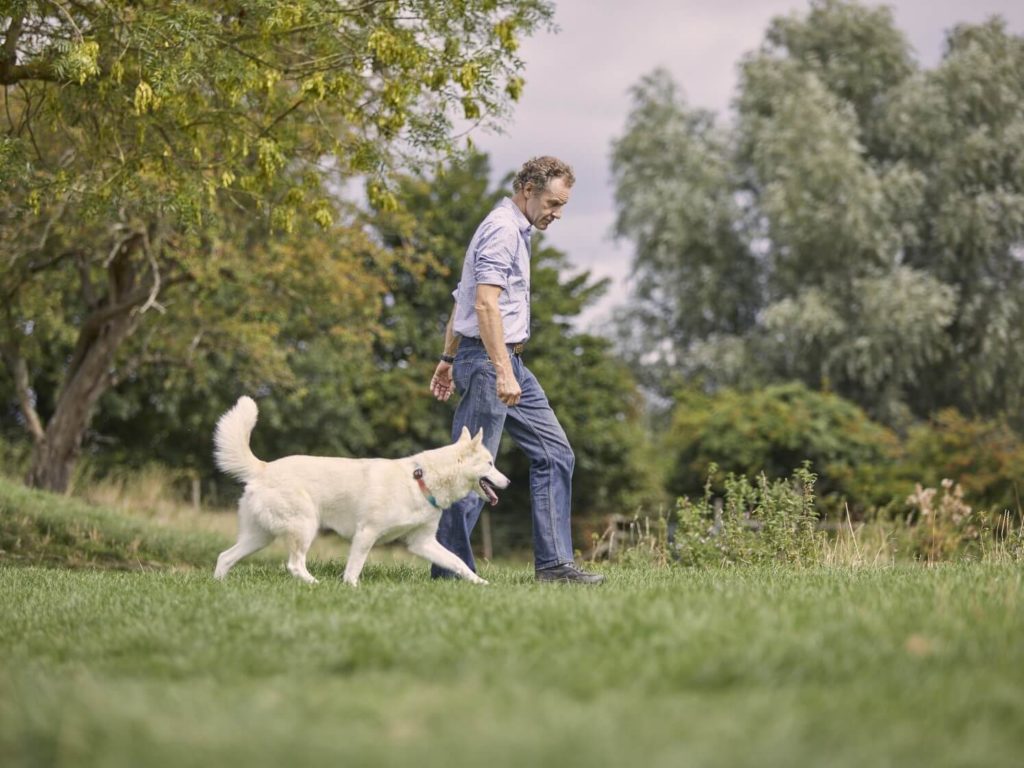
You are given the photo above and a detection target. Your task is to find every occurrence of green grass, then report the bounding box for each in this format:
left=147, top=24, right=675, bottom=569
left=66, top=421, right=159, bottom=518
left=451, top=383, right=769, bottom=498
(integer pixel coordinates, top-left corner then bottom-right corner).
left=1, top=477, right=1023, bottom=766
left=1, top=561, right=1022, bottom=767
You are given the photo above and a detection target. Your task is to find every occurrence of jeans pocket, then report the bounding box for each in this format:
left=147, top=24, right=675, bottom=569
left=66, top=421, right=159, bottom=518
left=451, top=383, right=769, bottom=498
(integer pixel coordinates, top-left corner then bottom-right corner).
left=454, top=352, right=489, bottom=394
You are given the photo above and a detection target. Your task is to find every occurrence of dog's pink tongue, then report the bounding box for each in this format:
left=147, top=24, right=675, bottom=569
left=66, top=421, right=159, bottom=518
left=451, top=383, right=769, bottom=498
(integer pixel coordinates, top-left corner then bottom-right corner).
left=483, top=482, right=499, bottom=506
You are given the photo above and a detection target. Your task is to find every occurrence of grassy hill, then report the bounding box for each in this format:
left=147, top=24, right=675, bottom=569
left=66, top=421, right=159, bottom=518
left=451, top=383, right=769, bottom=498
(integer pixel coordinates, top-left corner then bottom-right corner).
left=0, top=476, right=228, bottom=570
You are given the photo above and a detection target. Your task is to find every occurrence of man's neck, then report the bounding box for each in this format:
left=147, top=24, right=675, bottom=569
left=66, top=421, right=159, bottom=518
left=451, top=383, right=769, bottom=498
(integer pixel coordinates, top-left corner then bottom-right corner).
left=511, top=191, right=531, bottom=225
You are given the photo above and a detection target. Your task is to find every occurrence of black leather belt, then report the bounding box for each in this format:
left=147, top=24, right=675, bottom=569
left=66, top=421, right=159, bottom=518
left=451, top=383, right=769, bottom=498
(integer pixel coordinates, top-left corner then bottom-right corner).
left=459, top=336, right=526, bottom=357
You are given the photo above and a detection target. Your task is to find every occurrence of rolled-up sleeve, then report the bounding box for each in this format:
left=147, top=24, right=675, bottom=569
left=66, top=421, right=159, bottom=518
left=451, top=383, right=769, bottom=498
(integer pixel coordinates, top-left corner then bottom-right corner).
left=473, top=223, right=516, bottom=290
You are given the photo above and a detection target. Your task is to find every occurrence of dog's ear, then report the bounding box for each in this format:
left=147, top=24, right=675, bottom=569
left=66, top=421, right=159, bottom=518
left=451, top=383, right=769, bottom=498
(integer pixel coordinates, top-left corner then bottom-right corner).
left=457, top=426, right=472, bottom=443
left=472, top=428, right=484, bottom=447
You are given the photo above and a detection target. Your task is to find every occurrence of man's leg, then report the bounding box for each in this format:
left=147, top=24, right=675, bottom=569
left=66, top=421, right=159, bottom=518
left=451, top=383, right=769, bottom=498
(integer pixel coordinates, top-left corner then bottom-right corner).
left=505, top=361, right=603, bottom=583
left=502, top=362, right=575, bottom=570
left=432, top=356, right=506, bottom=579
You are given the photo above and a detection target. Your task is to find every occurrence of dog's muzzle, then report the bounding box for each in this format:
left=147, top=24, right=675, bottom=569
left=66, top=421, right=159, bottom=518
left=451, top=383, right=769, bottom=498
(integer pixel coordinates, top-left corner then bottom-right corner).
left=480, top=477, right=501, bottom=506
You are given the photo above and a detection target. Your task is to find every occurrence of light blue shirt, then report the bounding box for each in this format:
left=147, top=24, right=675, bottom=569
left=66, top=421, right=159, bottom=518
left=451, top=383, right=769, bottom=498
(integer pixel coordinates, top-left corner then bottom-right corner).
left=452, top=197, right=532, bottom=343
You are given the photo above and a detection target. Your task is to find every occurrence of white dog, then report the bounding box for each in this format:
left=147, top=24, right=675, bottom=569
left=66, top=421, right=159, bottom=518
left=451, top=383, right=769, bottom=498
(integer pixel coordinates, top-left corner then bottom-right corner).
left=212, top=396, right=509, bottom=586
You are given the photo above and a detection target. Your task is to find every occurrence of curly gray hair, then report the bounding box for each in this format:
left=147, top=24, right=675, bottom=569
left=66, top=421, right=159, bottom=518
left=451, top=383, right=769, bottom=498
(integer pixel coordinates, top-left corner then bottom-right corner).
left=513, top=156, right=575, bottom=194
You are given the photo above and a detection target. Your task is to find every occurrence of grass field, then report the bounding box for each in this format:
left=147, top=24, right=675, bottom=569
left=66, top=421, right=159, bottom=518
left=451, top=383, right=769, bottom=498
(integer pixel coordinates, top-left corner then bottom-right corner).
left=2, top=479, right=1023, bottom=766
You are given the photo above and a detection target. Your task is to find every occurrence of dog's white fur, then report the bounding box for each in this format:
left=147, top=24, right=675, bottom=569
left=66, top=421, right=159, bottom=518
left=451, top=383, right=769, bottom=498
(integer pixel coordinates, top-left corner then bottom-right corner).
left=213, top=396, right=509, bottom=586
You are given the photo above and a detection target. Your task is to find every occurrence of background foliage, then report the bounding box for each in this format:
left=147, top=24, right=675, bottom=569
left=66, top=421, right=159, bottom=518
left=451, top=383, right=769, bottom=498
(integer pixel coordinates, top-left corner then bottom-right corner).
left=1, top=0, right=554, bottom=490
left=611, top=0, right=1024, bottom=433
left=3, top=0, right=1023, bottom=558
left=665, top=383, right=903, bottom=515
left=606, top=0, right=1023, bottom=528
left=1, top=150, right=655, bottom=553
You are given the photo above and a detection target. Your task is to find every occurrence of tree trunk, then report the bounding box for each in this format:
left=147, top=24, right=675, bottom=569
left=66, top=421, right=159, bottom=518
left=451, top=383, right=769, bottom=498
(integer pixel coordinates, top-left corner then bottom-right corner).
left=23, top=231, right=154, bottom=493
left=25, top=310, right=138, bottom=493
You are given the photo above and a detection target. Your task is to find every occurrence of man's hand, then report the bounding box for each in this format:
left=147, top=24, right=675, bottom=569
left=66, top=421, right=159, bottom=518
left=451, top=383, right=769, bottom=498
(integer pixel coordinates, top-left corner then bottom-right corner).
left=496, top=365, right=521, bottom=406
left=430, top=361, right=455, bottom=402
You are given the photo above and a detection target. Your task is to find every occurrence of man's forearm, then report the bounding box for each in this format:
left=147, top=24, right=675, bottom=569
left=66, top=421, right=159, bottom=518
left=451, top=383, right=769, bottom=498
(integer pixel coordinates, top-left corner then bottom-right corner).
left=475, top=299, right=513, bottom=373
left=442, top=307, right=460, bottom=357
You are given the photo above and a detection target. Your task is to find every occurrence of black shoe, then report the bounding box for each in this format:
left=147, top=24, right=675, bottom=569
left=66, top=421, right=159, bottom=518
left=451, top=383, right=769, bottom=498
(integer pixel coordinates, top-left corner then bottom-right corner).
left=535, top=563, right=605, bottom=585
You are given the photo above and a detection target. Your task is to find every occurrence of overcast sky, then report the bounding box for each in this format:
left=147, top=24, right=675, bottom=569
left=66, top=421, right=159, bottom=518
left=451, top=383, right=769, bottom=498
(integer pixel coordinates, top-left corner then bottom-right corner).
left=470, top=0, right=1024, bottom=330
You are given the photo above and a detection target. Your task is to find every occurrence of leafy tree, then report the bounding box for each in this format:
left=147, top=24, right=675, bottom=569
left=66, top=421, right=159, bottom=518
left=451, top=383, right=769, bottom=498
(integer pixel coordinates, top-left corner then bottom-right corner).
left=81, top=213, right=394, bottom=494
left=611, top=0, right=1024, bottom=430
left=610, top=69, right=759, bottom=390
left=687, top=268, right=958, bottom=426
left=0, top=0, right=553, bottom=491
left=757, top=0, right=914, bottom=154
left=882, top=18, right=1024, bottom=421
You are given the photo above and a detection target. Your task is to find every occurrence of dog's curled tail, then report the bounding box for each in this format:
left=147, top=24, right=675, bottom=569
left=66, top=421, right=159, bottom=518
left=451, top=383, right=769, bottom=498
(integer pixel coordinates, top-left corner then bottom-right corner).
left=214, top=396, right=265, bottom=482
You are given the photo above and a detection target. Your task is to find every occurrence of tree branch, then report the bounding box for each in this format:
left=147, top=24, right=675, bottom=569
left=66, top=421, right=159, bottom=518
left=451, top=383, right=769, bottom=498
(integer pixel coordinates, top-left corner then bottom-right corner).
left=0, top=305, right=45, bottom=444
left=9, top=352, right=46, bottom=443
left=77, top=251, right=98, bottom=309
left=3, top=14, right=23, bottom=67
left=136, top=224, right=164, bottom=315
left=0, top=60, right=58, bottom=85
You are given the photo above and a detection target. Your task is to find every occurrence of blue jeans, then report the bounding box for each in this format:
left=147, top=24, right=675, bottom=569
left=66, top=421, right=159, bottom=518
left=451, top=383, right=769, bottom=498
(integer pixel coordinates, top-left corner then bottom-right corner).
left=432, top=336, right=575, bottom=576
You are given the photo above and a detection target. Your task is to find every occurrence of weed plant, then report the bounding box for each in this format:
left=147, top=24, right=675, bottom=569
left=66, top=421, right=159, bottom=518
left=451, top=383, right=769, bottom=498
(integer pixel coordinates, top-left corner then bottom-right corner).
left=672, top=463, right=823, bottom=567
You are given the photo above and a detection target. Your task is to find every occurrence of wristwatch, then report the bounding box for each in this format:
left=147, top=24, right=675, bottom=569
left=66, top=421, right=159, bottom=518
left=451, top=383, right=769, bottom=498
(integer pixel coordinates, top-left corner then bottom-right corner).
left=440, top=354, right=455, bottom=364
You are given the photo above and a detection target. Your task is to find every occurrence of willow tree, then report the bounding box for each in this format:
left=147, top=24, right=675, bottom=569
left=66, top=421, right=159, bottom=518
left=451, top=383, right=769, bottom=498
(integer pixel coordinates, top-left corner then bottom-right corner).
left=0, top=0, right=552, bottom=491
left=612, top=0, right=1024, bottom=428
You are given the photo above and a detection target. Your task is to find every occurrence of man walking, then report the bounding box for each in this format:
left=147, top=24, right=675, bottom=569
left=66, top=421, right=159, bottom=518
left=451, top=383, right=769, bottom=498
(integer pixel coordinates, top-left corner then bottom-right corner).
left=428, top=156, right=604, bottom=584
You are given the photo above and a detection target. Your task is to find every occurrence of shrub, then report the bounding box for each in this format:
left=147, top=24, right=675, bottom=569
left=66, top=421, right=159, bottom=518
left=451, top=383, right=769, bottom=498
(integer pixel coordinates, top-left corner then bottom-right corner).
left=664, top=383, right=902, bottom=516
left=900, top=410, right=1024, bottom=514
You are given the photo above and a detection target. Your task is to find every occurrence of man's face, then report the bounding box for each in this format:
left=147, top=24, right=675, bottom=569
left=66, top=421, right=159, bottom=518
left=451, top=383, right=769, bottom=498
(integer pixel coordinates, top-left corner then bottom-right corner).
left=523, top=177, right=571, bottom=230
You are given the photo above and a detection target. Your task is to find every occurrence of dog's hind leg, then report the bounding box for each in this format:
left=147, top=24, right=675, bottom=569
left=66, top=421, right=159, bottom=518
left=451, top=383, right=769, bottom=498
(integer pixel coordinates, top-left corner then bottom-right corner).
left=406, top=532, right=488, bottom=585
left=285, top=519, right=319, bottom=585
left=342, top=528, right=378, bottom=587
left=214, top=525, right=273, bottom=580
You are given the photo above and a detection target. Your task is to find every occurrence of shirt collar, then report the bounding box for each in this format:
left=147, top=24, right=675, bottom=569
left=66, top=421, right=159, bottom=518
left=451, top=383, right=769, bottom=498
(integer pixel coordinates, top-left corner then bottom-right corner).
left=500, top=197, right=533, bottom=237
